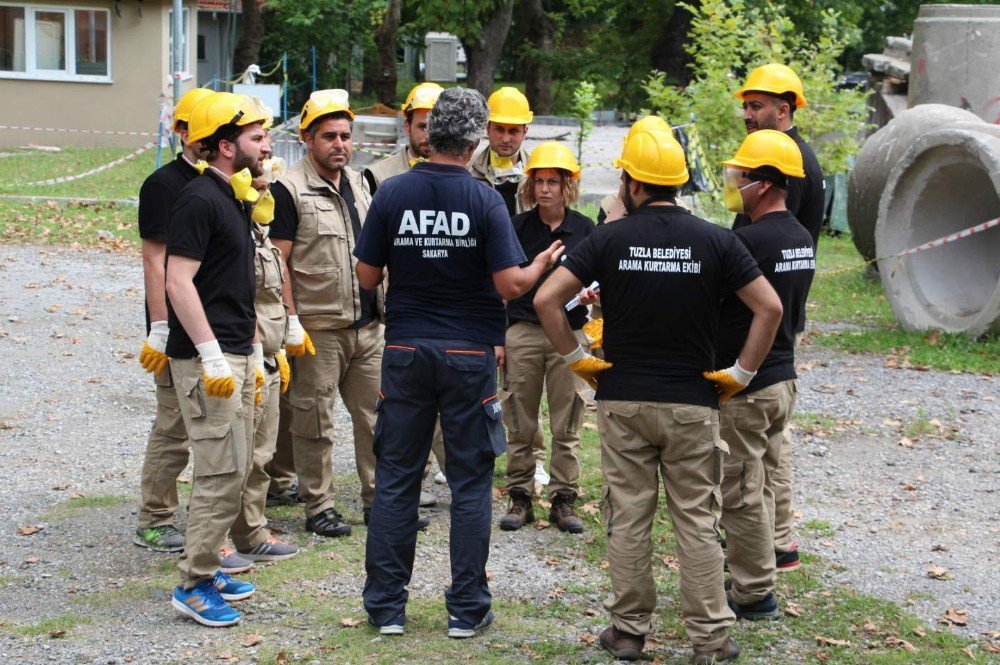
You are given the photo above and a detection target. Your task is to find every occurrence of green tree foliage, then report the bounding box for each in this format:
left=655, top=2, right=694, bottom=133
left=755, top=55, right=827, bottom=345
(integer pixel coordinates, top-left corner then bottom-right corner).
left=645, top=0, right=865, bottom=183
left=571, top=81, right=599, bottom=161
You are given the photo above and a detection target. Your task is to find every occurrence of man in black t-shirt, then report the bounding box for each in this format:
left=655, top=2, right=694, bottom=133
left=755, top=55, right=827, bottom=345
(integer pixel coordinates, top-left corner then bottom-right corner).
left=715, top=131, right=815, bottom=611
left=354, top=87, right=563, bottom=639
left=164, top=92, right=272, bottom=628
left=133, top=87, right=212, bottom=555
left=534, top=126, right=782, bottom=664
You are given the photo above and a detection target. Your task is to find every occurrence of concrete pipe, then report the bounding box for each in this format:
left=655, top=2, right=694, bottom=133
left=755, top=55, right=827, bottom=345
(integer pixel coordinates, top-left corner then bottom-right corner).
left=876, top=128, right=1000, bottom=336
left=847, top=104, right=981, bottom=262
left=909, top=4, right=1000, bottom=123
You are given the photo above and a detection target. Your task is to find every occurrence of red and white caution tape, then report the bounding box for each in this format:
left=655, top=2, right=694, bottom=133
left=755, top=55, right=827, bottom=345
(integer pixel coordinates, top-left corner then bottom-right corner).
left=0, top=141, right=156, bottom=188
left=0, top=125, right=157, bottom=137
left=896, top=217, right=1000, bottom=257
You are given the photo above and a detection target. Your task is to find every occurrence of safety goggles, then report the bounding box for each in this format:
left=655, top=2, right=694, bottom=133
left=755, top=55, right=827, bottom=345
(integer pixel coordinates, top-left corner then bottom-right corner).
left=229, top=95, right=273, bottom=127
left=405, top=86, right=441, bottom=112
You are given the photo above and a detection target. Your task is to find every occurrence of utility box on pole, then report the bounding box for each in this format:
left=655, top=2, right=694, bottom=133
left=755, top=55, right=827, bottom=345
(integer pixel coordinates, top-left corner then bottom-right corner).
left=424, top=32, right=458, bottom=82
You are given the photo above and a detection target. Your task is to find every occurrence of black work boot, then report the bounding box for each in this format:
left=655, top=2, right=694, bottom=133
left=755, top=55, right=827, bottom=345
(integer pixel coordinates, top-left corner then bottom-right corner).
left=499, top=488, right=534, bottom=531
left=549, top=492, right=584, bottom=534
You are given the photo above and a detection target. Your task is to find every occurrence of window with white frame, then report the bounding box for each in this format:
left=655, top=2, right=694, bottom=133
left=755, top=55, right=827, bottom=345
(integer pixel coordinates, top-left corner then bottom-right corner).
left=0, top=3, right=109, bottom=81
left=168, top=7, right=189, bottom=78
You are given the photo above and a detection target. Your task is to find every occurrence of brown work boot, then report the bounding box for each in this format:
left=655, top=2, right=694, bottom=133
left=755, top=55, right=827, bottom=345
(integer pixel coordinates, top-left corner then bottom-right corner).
left=549, top=492, right=584, bottom=534
left=499, top=488, right=534, bottom=531
left=599, top=625, right=644, bottom=661
left=692, top=637, right=741, bottom=664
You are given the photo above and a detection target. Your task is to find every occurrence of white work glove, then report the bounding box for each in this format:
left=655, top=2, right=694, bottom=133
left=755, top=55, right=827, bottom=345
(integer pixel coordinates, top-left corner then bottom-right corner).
left=284, top=315, right=315, bottom=357
left=702, top=360, right=757, bottom=404
left=197, top=339, right=234, bottom=399
left=140, top=321, right=170, bottom=375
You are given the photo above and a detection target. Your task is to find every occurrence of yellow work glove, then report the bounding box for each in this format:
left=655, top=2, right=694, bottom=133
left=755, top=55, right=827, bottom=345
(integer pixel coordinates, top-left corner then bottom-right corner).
left=276, top=349, right=291, bottom=394
left=252, top=344, right=265, bottom=408
left=251, top=189, right=275, bottom=225
left=285, top=315, right=316, bottom=357
left=139, top=320, right=170, bottom=375
left=561, top=344, right=613, bottom=391
left=702, top=361, right=757, bottom=405
left=582, top=318, right=604, bottom=350
left=197, top=340, right=234, bottom=399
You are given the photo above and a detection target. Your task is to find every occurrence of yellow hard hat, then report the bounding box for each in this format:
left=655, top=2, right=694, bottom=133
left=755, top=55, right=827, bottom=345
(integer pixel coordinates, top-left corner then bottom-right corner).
left=525, top=142, right=581, bottom=179
left=722, top=129, right=804, bottom=178
left=735, top=63, right=807, bottom=109
left=487, top=87, right=533, bottom=125
left=187, top=92, right=273, bottom=144
left=173, top=88, right=215, bottom=132
left=614, top=128, right=689, bottom=187
left=298, top=89, right=354, bottom=135
left=403, top=82, right=444, bottom=114
left=625, top=115, right=671, bottom=141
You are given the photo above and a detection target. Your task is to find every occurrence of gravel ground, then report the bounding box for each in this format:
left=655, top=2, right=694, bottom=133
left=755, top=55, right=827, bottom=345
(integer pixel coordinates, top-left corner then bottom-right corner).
left=0, top=245, right=996, bottom=663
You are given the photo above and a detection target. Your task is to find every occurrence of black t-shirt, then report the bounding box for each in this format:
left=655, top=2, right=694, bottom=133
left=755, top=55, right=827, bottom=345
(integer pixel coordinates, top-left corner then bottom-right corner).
left=269, top=177, right=377, bottom=328
left=354, top=162, right=526, bottom=346
left=733, top=127, right=824, bottom=334
left=562, top=203, right=761, bottom=406
left=507, top=207, right=595, bottom=329
left=716, top=211, right=815, bottom=393
left=165, top=171, right=257, bottom=359
left=138, top=155, right=201, bottom=242
left=494, top=179, right=520, bottom=218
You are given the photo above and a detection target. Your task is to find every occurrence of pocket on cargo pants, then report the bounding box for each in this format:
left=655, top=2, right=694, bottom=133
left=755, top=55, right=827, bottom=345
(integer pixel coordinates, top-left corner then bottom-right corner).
left=179, top=374, right=238, bottom=478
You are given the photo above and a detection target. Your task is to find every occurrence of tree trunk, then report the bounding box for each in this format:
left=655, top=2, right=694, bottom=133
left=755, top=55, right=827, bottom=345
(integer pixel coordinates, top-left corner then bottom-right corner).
left=650, top=1, right=695, bottom=84
left=462, top=0, right=515, bottom=97
left=232, top=0, right=265, bottom=78
left=521, top=0, right=556, bottom=115
left=374, top=0, right=401, bottom=105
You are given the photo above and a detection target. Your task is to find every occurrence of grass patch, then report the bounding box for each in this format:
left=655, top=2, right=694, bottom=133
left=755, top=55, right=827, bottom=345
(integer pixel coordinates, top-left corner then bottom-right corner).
left=0, top=198, right=137, bottom=248
left=42, top=494, right=132, bottom=521
left=801, top=519, right=835, bottom=538
left=0, top=146, right=157, bottom=200
left=4, top=614, right=92, bottom=637
left=807, top=234, right=1000, bottom=374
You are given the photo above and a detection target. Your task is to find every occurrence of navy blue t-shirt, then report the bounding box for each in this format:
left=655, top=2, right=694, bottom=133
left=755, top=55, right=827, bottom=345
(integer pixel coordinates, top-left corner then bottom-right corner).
left=353, top=162, right=526, bottom=346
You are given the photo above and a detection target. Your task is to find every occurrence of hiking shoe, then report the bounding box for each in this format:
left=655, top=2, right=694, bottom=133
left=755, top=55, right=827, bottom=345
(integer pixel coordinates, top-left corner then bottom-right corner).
left=693, top=637, right=741, bottom=664
left=133, top=525, right=184, bottom=553
left=213, top=570, right=255, bottom=601
left=172, top=579, right=240, bottom=627
left=238, top=536, right=299, bottom=562
left=219, top=548, right=253, bottom=574
left=549, top=492, right=584, bottom=534
left=499, top=489, right=534, bottom=531
left=534, top=462, right=550, bottom=486
left=448, top=610, right=494, bottom=638
left=306, top=508, right=352, bottom=538
left=369, top=612, right=405, bottom=635
left=419, top=490, right=437, bottom=508
left=776, top=544, right=801, bottom=572
left=727, top=591, right=780, bottom=621
left=266, top=478, right=302, bottom=506
left=599, top=625, right=644, bottom=661
left=434, top=471, right=447, bottom=485
left=363, top=508, right=430, bottom=531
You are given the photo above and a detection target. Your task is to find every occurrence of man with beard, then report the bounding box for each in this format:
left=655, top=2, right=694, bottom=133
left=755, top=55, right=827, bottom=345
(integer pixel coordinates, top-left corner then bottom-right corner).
left=468, top=86, right=533, bottom=217
left=269, top=90, right=400, bottom=537
left=533, top=127, right=782, bottom=663
left=165, top=92, right=271, bottom=626
left=734, top=63, right=824, bottom=572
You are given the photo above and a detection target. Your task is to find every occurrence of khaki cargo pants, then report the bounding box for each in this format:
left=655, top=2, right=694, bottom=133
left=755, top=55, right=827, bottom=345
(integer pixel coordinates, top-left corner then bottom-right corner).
left=502, top=322, right=588, bottom=497
left=289, top=321, right=383, bottom=516
left=718, top=380, right=795, bottom=604
left=170, top=354, right=255, bottom=587
left=231, top=361, right=282, bottom=550
left=137, top=365, right=190, bottom=528
left=765, top=381, right=798, bottom=552
left=266, top=394, right=296, bottom=494
left=599, top=400, right=734, bottom=651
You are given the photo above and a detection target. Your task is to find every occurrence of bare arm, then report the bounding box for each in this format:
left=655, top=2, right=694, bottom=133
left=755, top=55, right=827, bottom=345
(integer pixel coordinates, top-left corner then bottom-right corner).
left=271, top=238, right=297, bottom=315
left=356, top=261, right=384, bottom=291
left=533, top=266, right=585, bottom=356
left=165, top=254, right=215, bottom=346
left=733, top=275, right=783, bottom=371
left=141, top=240, right=169, bottom=322
left=492, top=240, right=564, bottom=301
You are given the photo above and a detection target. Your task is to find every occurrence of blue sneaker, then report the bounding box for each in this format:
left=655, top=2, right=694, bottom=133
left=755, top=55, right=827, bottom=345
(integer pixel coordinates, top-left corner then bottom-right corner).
left=172, top=580, right=240, bottom=627
left=213, top=571, right=255, bottom=601
left=448, top=610, right=494, bottom=638
left=727, top=591, right=780, bottom=621
left=369, top=612, right=405, bottom=635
